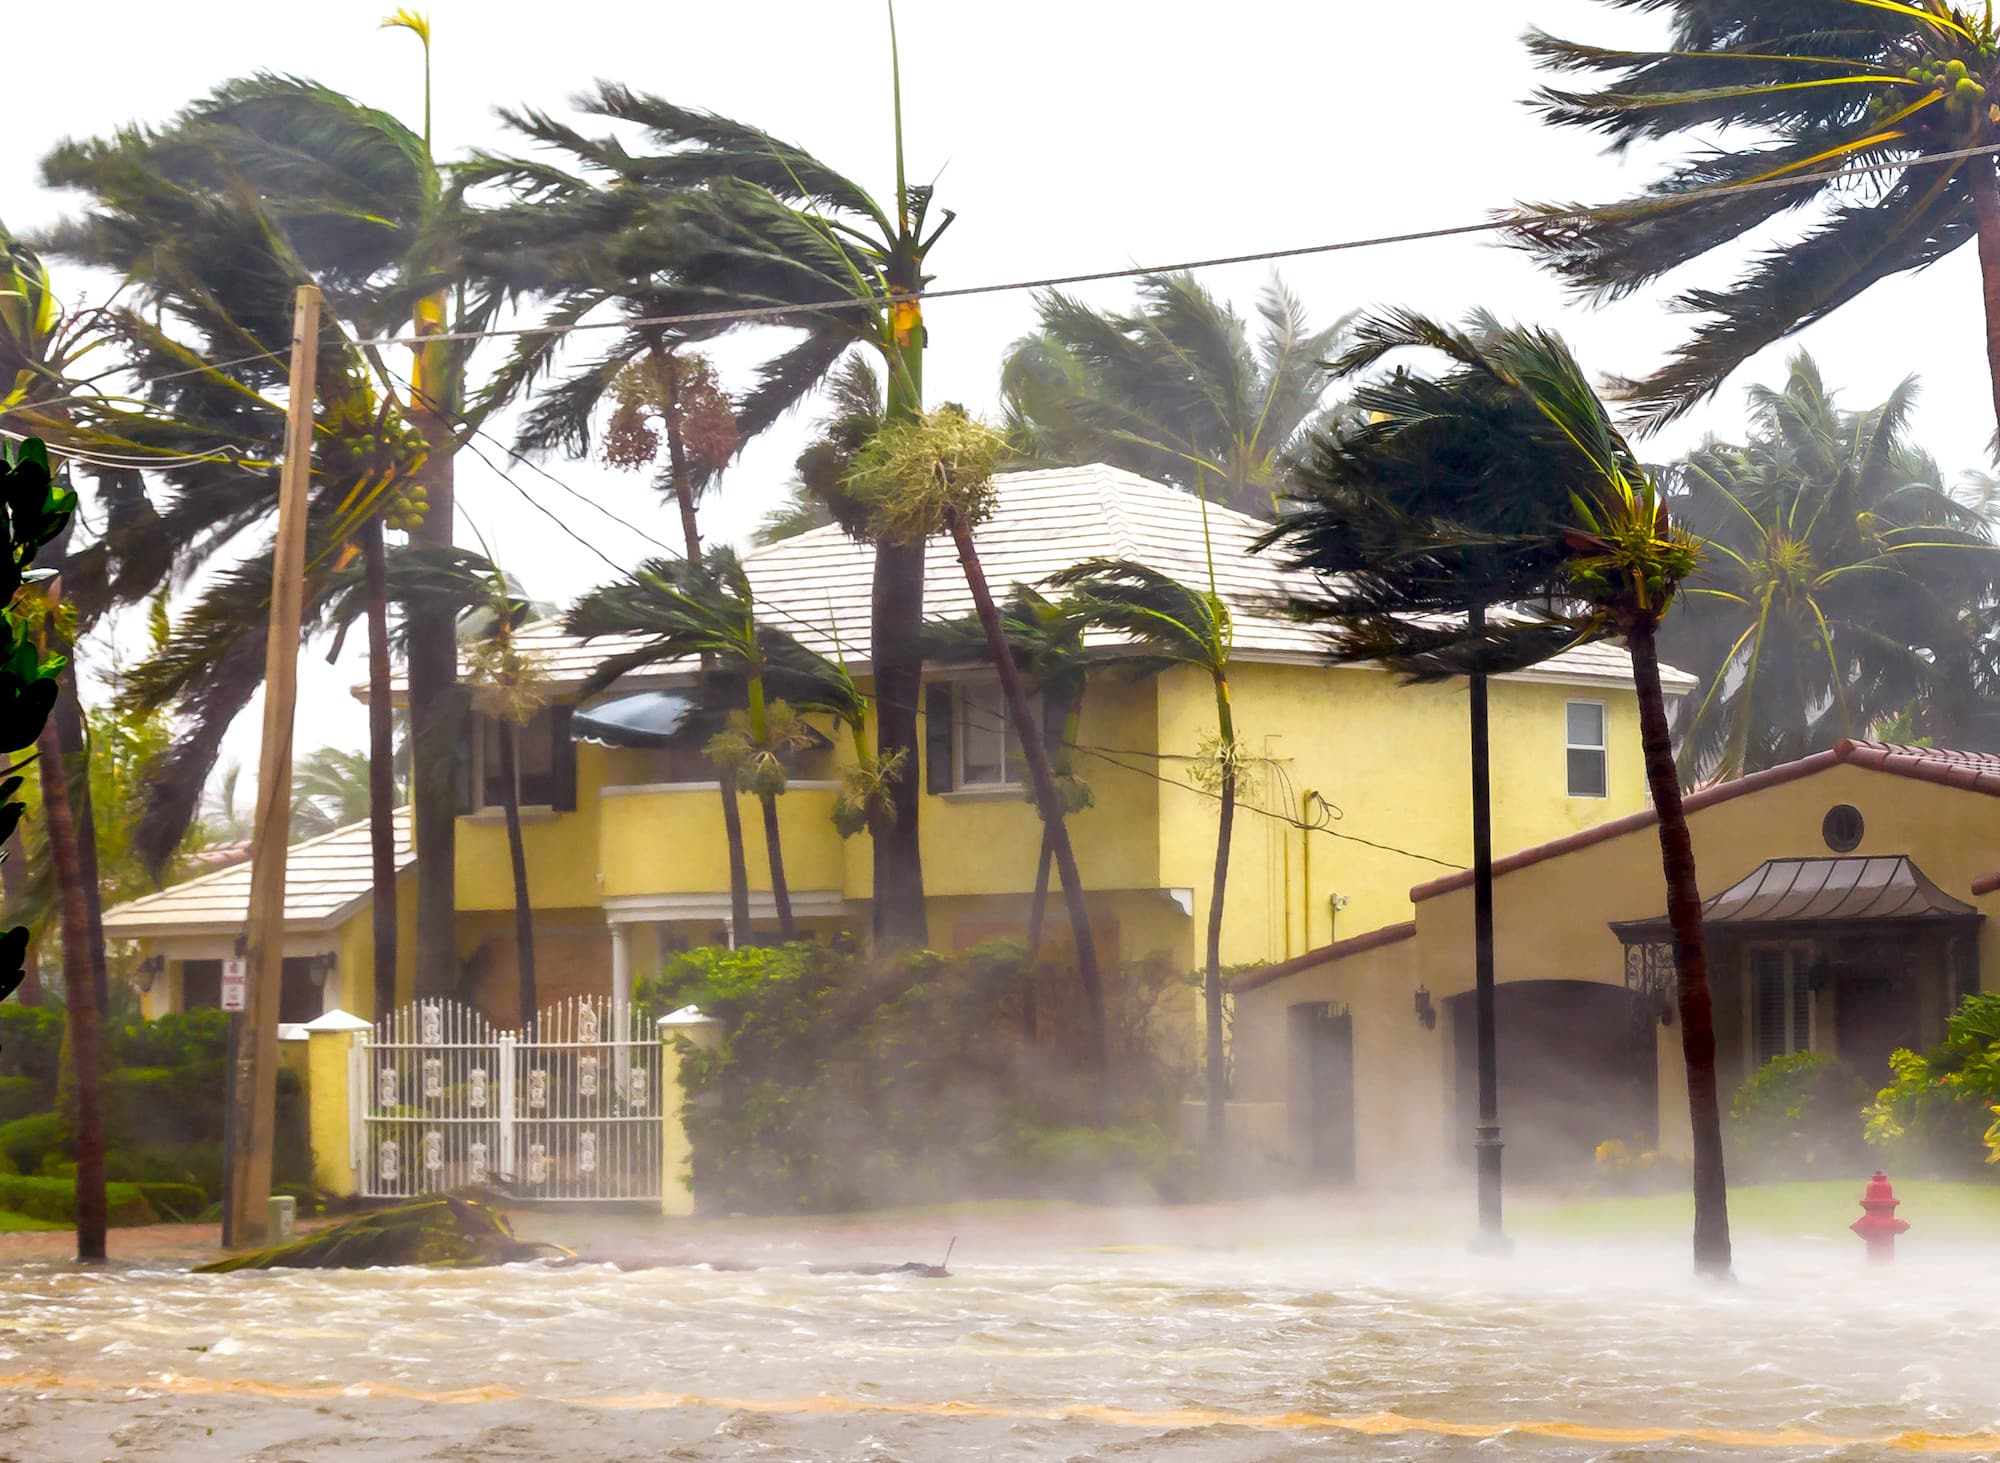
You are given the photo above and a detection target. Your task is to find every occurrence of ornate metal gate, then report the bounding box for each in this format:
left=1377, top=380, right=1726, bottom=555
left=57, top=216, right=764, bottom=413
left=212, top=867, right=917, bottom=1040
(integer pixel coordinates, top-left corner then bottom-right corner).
left=356, top=998, right=662, bottom=1202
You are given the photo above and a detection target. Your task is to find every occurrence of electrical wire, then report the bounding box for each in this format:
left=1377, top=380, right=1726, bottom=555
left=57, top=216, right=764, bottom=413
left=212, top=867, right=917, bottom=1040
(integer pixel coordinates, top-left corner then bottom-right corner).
left=343, top=139, right=2000, bottom=352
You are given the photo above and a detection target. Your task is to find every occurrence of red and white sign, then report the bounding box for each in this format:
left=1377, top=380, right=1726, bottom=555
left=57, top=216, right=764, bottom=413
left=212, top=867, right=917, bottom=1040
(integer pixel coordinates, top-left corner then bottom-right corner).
left=221, top=958, right=247, bottom=1012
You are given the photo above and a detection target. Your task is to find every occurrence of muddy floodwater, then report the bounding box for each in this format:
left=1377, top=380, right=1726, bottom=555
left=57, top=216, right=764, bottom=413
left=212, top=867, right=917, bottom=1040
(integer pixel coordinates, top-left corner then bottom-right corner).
left=0, top=1222, right=1993, bottom=1460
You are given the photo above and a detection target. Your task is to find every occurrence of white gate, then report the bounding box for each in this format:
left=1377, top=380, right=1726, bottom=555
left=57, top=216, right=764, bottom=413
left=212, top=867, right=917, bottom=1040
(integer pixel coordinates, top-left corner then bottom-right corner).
left=357, top=998, right=663, bottom=1203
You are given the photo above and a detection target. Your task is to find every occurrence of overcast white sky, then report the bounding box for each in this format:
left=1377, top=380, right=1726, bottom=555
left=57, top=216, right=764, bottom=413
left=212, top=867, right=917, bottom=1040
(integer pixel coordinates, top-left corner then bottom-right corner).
left=14, top=0, right=1997, bottom=801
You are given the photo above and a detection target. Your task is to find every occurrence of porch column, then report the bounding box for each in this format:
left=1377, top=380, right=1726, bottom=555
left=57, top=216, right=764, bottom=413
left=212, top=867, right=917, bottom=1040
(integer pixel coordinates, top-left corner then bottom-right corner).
left=610, top=919, right=632, bottom=1011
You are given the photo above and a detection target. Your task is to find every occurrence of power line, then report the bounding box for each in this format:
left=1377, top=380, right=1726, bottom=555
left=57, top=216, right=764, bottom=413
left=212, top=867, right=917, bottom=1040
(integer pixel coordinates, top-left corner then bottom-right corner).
left=346, top=140, right=2000, bottom=352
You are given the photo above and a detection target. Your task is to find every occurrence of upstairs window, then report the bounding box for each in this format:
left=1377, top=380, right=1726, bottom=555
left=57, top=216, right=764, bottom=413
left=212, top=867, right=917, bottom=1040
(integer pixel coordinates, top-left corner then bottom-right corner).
left=924, top=679, right=1053, bottom=794
left=1566, top=700, right=1607, bottom=799
left=461, top=706, right=576, bottom=813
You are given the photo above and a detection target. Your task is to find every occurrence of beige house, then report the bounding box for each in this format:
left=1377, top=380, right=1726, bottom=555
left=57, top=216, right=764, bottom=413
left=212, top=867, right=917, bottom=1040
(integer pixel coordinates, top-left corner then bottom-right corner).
left=1230, top=740, right=2000, bottom=1189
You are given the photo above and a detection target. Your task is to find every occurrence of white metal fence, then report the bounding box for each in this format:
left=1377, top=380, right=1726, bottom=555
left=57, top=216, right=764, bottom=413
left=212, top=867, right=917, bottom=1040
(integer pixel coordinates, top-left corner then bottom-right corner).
left=355, top=997, right=663, bottom=1203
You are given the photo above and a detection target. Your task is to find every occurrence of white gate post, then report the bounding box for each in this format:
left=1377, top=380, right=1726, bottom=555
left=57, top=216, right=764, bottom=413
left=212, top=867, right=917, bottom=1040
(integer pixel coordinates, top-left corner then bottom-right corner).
left=658, top=1004, right=721, bottom=1217
left=497, top=1031, right=518, bottom=1185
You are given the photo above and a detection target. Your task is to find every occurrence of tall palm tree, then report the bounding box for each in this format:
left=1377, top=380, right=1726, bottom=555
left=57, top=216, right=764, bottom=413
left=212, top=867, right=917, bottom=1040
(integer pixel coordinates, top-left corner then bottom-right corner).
left=1666, top=353, right=2000, bottom=777
left=1264, top=309, right=1730, bottom=1277
left=461, top=16, right=951, bottom=946
left=40, top=67, right=472, bottom=995
left=1001, top=273, right=1355, bottom=518
left=1045, top=551, right=1237, bottom=1142
left=755, top=357, right=882, bottom=547
left=292, top=746, right=390, bottom=835
left=847, top=407, right=1109, bottom=1082
left=566, top=550, right=849, bottom=944
left=1512, top=0, right=2000, bottom=438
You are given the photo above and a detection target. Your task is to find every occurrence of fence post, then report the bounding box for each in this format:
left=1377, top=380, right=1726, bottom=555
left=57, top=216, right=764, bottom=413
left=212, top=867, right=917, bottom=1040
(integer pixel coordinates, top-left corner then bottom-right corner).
left=301, top=1009, right=371, bottom=1199
left=658, top=1005, right=721, bottom=1218
left=497, top=1031, right=518, bottom=1186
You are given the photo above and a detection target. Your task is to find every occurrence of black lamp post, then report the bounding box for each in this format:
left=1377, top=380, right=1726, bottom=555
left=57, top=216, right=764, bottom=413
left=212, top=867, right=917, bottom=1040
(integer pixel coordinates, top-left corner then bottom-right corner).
left=1468, top=604, right=1511, bottom=1256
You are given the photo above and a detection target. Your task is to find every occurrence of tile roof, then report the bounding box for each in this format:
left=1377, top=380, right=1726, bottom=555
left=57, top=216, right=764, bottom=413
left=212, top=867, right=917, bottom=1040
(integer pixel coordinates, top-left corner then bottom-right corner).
left=1410, top=739, right=2000, bottom=904
left=1230, top=920, right=1417, bottom=993
left=101, top=810, right=414, bottom=939
left=376, top=463, right=1693, bottom=699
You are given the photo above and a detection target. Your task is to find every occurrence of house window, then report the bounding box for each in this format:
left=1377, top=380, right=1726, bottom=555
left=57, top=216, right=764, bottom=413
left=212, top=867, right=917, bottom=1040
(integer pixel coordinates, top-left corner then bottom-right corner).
left=1566, top=700, right=1607, bottom=799
left=478, top=710, right=556, bottom=807
left=956, top=680, right=1019, bottom=789
left=1747, top=947, right=1812, bottom=1068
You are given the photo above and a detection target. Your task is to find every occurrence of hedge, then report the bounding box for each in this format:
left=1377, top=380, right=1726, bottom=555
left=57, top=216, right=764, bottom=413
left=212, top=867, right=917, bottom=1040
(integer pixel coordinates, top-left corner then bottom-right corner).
left=0, top=1174, right=157, bottom=1227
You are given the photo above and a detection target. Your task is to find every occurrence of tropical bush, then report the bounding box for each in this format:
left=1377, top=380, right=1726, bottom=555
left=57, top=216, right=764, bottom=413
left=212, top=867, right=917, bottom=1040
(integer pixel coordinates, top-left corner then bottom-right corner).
left=1728, top=1051, right=1871, bottom=1181
left=1864, top=994, right=2000, bottom=1178
left=648, top=937, right=1199, bottom=1214
left=1590, top=1139, right=1691, bottom=1195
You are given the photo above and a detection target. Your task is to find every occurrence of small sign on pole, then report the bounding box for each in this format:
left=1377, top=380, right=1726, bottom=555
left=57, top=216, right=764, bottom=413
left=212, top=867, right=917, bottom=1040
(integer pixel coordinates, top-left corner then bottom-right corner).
left=221, top=958, right=248, bottom=1012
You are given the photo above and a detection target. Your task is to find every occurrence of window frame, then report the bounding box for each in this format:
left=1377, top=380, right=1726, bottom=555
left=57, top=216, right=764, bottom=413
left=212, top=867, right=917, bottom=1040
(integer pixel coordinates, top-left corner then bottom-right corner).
left=470, top=707, right=567, bottom=812
left=954, top=678, right=1020, bottom=791
left=1564, top=698, right=1609, bottom=800
left=1743, top=943, right=1815, bottom=1072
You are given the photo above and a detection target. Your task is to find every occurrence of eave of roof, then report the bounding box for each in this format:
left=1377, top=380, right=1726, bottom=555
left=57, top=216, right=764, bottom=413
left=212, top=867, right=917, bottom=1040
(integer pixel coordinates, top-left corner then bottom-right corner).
left=1611, top=855, right=1981, bottom=941
left=1410, top=739, right=2000, bottom=904
left=1230, top=920, right=1417, bottom=994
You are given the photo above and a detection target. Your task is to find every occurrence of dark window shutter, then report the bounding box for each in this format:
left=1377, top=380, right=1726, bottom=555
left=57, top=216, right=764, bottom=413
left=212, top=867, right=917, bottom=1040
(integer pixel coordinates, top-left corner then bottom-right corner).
left=924, top=685, right=954, bottom=795
left=550, top=704, right=577, bottom=812
left=1041, top=689, right=1069, bottom=758
left=452, top=714, right=476, bottom=815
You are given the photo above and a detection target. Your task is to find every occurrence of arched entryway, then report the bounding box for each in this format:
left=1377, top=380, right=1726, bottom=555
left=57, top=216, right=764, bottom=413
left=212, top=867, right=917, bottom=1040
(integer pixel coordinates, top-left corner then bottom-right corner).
left=1448, top=980, right=1655, bottom=1184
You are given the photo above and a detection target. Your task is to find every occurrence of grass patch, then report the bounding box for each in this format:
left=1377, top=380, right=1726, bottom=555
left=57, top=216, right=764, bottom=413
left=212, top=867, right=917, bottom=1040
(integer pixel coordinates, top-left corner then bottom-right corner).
left=1512, top=1180, right=2000, bottom=1242
left=0, top=1208, right=67, bottom=1233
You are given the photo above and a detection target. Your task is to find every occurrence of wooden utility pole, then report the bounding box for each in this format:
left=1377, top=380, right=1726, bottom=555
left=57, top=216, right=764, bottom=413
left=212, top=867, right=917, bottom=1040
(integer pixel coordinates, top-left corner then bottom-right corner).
left=225, top=284, right=320, bottom=1248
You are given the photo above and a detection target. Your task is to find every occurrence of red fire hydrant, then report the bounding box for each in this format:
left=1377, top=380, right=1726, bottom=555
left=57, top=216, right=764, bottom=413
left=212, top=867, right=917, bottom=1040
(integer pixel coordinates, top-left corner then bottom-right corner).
left=1850, top=1171, right=1910, bottom=1263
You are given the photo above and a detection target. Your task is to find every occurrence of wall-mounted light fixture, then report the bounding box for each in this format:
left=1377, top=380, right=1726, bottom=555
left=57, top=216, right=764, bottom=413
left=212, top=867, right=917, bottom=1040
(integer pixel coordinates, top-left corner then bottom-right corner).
left=306, top=953, right=337, bottom=988
left=1413, top=984, right=1437, bottom=1031
left=135, top=954, right=164, bottom=993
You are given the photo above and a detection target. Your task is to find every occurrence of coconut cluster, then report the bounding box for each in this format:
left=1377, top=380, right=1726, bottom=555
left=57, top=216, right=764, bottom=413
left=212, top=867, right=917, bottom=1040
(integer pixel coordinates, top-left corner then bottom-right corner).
left=1903, top=55, right=1994, bottom=124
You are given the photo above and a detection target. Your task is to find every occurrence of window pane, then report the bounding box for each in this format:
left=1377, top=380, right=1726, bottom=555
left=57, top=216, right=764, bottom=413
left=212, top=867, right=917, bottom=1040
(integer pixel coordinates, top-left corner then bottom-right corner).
left=1751, top=952, right=1787, bottom=1067
left=479, top=716, right=506, bottom=806
left=1567, top=747, right=1606, bottom=799
left=959, top=684, right=1007, bottom=785
left=1791, top=967, right=1811, bottom=1054
left=1566, top=700, right=1605, bottom=747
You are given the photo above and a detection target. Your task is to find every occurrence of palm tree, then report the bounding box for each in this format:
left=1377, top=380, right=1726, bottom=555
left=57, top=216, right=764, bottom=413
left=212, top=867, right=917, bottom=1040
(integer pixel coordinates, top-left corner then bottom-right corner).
left=1666, top=353, right=2000, bottom=777
left=755, top=357, right=882, bottom=547
left=927, top=584, right=1094, bottom=965
left=847, top=407, right=1110, bottom=1081
left=1001, top=273, right=1355, bottom=518
left=1263, top=309, right=1730, bottom=1276
left=42, top=76, right=446, bottom=1002
left=293, top=746, right=389, bottom=834
left=1513, top=0, right=2000, bottom=438
left=1047, top=552, right=1237, bottom=1145
left=461, top=16, right=951, bottom=946
left=567, top=550, right=846, bottom=944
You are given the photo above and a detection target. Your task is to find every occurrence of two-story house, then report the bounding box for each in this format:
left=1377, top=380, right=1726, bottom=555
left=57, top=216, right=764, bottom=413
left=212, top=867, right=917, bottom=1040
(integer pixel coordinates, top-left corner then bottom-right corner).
left=109, top=464, right=1689, bottom=1026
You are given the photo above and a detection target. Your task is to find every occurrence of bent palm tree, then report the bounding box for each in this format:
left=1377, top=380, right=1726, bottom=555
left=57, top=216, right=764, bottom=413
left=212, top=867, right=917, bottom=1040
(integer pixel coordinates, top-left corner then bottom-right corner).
left=1263, top=309, right=1729, bottom=1276
left=1045, top=553, right=1237, bottom=1145
left=463, top=19, right=952, bottom=946
left=1513, top=0, right=2000, bottom=438
left=1665, top=353, right=2000, bottom=777
left=1002, top=273, right=1355, bottom=518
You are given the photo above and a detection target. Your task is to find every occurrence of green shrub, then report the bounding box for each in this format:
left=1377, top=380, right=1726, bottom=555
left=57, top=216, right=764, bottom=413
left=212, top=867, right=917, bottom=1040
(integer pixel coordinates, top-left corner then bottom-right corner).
left=0, top=1075, right=42, bottom=1124
left=1590, top=1139, right=1692, bottom=1194
left=0, top=1174, right=156, bottom=1227
left=1864, top=993, right=2000, bottom=1176
left=0, top=1112, right=62, bottom=1175
left=655, top=938, right=1191, bottom=1215
left=134, top=1182, right=206, bottom=1222
left=109, top=1008, right=229, bottom=1071
left=1729, top=1051, right=1870, bottom=1180
left=0, top=1006, right=64, bottom=1087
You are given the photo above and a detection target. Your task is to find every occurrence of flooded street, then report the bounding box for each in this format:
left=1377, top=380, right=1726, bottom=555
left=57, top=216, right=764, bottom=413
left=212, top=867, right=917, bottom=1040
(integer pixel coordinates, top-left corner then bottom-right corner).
left=0, top=1222, right=1993, bottom=1460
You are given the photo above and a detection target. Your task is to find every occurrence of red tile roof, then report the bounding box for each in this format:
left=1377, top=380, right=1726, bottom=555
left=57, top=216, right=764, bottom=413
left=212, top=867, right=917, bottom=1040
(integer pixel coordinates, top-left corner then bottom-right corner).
left=1409, top=740, right=2000, bottom=905
left=1230, top=921, right=1416, bottom=994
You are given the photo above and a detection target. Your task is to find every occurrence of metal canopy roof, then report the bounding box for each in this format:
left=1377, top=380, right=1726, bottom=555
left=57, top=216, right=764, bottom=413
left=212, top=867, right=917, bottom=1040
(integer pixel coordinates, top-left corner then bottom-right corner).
left=1613, top=856, right=1981, bottom=943
left=572, top=691, right=702, bottom=748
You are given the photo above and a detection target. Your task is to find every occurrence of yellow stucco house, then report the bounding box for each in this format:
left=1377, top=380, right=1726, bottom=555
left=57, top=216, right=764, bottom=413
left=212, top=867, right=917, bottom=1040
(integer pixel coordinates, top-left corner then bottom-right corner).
left=108, top=464, right=1692, bottom=1030
left=1231, top=739, right=2000, bottom=1190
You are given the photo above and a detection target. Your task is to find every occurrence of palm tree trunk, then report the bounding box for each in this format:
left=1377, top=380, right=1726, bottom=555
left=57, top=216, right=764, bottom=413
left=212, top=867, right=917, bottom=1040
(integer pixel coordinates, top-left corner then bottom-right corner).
left=758, top=795, right=796, bottom=941
left=1204, top=676, right=1235, bottom=1151
left=0, top=829, right=41, bottom=1005
left=497, top=720, right=535, bottom=1032
left=662, top=382, right=751, bottom=946
left=871, top=313, right=928, bottom=951
left=36, top=718, right=104, bottom=1261
left=51, top=683, right=108, bottom=1014
left=362, top=519, right=398, bottom=1018
left=408, top=422, right=458, bottom=999
left=1628, top=615, right=1731, bottom=1278
left=1969, top=159, right=2000, bottom=445
left=945, top=508, right=1109, bottom=1087
left=1025, top=829, right=1054, bottom=961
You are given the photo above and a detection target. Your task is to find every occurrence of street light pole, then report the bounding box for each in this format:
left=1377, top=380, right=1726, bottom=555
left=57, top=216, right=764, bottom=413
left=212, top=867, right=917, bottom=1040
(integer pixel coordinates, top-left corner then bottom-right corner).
left=1468, top=602, right=1510, bottom=1255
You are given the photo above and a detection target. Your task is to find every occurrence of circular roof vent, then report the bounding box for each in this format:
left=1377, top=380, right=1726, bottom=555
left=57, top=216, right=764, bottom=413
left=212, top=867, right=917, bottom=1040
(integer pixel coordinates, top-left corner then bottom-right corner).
left=1822, top=804, right=1864, bottom=853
